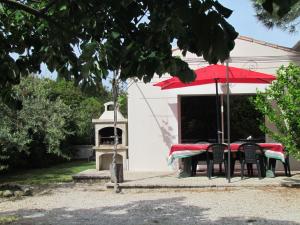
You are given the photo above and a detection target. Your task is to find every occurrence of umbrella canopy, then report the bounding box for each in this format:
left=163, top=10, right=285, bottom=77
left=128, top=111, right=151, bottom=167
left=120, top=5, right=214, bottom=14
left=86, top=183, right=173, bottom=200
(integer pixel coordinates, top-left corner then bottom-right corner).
left=154, top=64, right=276, bottom=90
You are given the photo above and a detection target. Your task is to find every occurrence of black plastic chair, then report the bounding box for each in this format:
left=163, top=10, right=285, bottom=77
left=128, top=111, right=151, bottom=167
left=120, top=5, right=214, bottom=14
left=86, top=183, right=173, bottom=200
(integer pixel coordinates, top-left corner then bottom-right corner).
left=238, top=142, right=265, bottom=179
left=229, top=141, right=246, bottom=177
left=206, top=143, right=228, bottom=179
left=191, top=153, right=208, bottom=176
left=191, top=142, right=210, bottom=176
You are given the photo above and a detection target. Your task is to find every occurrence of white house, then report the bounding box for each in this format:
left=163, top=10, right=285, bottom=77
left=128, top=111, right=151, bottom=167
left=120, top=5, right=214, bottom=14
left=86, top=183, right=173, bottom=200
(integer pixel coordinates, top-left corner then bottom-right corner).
left=127, top=36, right=300, bottom=171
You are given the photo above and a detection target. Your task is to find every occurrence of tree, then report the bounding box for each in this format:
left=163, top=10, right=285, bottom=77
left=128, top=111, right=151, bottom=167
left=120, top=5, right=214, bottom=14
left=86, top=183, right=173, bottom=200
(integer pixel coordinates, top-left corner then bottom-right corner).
left=0, top=76, right=108, bottom=171
left=252, top=63, right=300, bottom=159
left=252, top=0, right=300, bottom=32
left=0, top=76, right=74, bottom=170
left=48, top=79, right=109, bottom=142
left=0, top=0, right=239, bottom=95
left=75, top=97, right=103, bottom=143
left=1, top=1, right=297, bottom=94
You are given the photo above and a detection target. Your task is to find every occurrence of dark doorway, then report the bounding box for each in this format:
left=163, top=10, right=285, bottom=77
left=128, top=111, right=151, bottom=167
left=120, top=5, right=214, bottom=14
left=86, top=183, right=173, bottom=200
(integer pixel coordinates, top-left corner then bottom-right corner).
left=180, top=95, right=265, bottom=143
left=181, top=96, right=217, bottom=143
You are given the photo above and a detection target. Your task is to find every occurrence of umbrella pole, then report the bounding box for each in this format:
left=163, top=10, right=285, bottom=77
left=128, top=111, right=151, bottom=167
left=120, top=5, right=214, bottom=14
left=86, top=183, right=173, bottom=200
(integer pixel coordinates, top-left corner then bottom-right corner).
left=221, top=95, right=224, bottom=143
left=215, top=79, right=221, bottom=144
left=226, top=60, right=231, bottom=183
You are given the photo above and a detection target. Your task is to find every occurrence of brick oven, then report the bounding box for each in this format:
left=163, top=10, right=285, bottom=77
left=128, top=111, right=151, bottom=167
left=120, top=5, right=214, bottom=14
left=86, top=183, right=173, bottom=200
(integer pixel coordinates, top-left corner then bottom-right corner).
left=92, top=102, right=128, bottom=170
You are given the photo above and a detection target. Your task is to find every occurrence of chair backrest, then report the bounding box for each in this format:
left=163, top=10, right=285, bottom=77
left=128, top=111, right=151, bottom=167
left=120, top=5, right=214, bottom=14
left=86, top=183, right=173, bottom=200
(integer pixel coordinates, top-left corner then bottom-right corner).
left=238, top=142, right=263, bottom=163
left=207, top=143, right=228, bottom=163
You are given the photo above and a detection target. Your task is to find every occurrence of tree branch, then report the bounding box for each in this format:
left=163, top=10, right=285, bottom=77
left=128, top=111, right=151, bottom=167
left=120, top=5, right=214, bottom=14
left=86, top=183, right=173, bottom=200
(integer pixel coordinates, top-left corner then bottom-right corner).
left=0, top=0, right=86, bottom=39
left=0, top=0, right=62, bottom=30
left=135, top=9, right=148, bottom=25
left=1, top=0, right=44, bottom=17
left=40, top=0, right=56, bottom=14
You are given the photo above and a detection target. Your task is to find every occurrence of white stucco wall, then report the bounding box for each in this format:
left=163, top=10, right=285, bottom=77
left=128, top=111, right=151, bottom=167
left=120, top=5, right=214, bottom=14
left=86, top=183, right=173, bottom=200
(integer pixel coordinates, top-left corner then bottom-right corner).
left=128, top=37, right=300, bottom=171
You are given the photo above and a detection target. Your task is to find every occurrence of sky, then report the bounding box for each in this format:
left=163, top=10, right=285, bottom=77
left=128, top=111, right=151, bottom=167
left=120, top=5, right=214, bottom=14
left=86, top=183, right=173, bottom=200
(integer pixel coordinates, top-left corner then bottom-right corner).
left=219, top=0, right=299, bottom=48
left=41, top=1, right=299, bottom=82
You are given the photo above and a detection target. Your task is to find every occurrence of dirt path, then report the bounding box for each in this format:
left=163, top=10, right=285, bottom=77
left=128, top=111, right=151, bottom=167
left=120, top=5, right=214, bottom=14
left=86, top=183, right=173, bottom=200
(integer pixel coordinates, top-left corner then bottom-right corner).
left=0, top=184, right=300, bottom=225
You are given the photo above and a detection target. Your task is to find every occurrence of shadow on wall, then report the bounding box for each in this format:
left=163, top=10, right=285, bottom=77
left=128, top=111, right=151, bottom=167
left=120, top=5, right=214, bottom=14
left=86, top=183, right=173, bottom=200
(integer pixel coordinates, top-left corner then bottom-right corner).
left=160, top=120, right=176, bottom=147
left=135, top=83, right=177, bottom=147
left=1, top=196, right=299, bottom=225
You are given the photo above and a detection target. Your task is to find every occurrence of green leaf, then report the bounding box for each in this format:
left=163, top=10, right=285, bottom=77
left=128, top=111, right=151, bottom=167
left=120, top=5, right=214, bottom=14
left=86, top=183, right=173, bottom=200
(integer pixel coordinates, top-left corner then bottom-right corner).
left=213, top=1, right=233, bottom=18
left=111, top=31, right=120, bottom=39
left=59, top=5, right=67, bottom=11
left=252, top=63, right=300, bottom=160
left=0, top=3, right=4, bottom=13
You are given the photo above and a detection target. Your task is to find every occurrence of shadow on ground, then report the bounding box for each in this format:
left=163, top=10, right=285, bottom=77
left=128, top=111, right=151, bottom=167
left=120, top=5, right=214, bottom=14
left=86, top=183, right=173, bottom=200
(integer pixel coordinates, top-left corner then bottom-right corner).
left=281, top=173, right=300, bottom=187
left=0, top=197, right=298, bottom=225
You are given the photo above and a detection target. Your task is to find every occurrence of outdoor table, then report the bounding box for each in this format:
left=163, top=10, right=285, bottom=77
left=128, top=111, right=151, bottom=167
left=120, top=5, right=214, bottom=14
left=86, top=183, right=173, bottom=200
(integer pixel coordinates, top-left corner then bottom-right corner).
left=168, top=143, right=285, bottom=177
left=168, top=143, right=286, bottom=165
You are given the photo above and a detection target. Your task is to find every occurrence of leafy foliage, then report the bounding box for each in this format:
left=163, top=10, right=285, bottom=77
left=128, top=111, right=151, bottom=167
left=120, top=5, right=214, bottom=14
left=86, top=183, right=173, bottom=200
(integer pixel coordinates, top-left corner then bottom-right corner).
left=0, top=0, right=239, bottom=95
left=49, top=79, right=84, bottom=109
left=227, top=95, right=265, bottom=142
left=0, top=77, right=73, bottom=170
left=48, top=79, right=110, bottom=141
left=259, top=0, right=299, bottom=18
left=252, top=64, right=300, bottom=159
left=252, top=0, right=300, bottom=32
left=118, top=93, right=128, bottom=117
left=14, top=77, right=75, bottom=157
left=0, top=76, right=108, bottom=171
left=0, top=102, right=29, bottom=170
left=76, top=97, right=102, bottom=138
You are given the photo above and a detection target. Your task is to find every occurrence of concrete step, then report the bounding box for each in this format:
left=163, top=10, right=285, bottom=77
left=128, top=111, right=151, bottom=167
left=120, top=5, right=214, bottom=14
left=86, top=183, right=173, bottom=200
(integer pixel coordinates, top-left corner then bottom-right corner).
left=72, top=169, right=110, bottom=183
left=73, top=169, right=300, bottom=189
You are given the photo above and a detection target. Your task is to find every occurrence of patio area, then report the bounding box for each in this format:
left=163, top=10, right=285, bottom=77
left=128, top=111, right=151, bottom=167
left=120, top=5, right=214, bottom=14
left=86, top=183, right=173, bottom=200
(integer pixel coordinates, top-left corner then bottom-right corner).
left=73, top=169, right=300, bottom=189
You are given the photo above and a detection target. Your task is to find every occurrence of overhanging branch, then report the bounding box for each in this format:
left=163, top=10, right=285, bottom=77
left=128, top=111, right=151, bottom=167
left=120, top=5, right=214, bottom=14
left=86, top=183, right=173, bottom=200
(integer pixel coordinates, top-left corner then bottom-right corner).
left=1, top=0, right=46, bottom=18
left=40, top=0, right=56, bottom=13
left=0, top=0, right=85, bottom=39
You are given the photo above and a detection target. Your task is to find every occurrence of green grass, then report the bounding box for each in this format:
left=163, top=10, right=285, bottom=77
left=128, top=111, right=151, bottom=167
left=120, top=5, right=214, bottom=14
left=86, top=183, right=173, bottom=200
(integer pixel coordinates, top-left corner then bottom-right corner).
left=0, top=161, right=94, bottom=185
left=0, top=215, right=19, bottom=224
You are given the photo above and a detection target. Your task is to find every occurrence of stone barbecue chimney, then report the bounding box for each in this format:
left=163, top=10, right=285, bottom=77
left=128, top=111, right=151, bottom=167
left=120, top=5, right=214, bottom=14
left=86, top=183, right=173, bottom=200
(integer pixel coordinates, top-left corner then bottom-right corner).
left=92, top=102, right=128, bottom=170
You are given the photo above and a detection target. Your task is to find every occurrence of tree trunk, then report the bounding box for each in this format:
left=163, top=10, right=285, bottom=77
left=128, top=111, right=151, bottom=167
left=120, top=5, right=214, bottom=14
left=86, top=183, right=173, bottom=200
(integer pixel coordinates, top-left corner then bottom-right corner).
left=112, top=70, right=121, bottom=193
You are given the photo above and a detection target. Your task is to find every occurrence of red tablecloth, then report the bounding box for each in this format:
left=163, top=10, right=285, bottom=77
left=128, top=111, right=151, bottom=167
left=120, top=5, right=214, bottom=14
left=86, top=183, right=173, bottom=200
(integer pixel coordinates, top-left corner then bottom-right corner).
left=170, top=143, right=284, bottom=155
left=169, top=144, right=210, bottom=156
left=168, top=143, right=285, bottom=165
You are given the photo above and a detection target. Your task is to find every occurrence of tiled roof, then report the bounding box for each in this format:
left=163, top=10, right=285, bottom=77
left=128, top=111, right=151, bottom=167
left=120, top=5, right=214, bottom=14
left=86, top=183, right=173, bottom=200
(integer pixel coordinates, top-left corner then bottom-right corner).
left=172, top=35, right=300, bottom=54
left=238, top=35, right=298, bottom=53
left=293, top=41, right=300, bottom=52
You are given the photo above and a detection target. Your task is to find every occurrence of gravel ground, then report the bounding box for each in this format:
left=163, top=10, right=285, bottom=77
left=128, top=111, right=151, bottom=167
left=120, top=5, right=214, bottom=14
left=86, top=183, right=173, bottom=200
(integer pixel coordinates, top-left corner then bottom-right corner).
left=0, top=184, right=300, bottom=225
